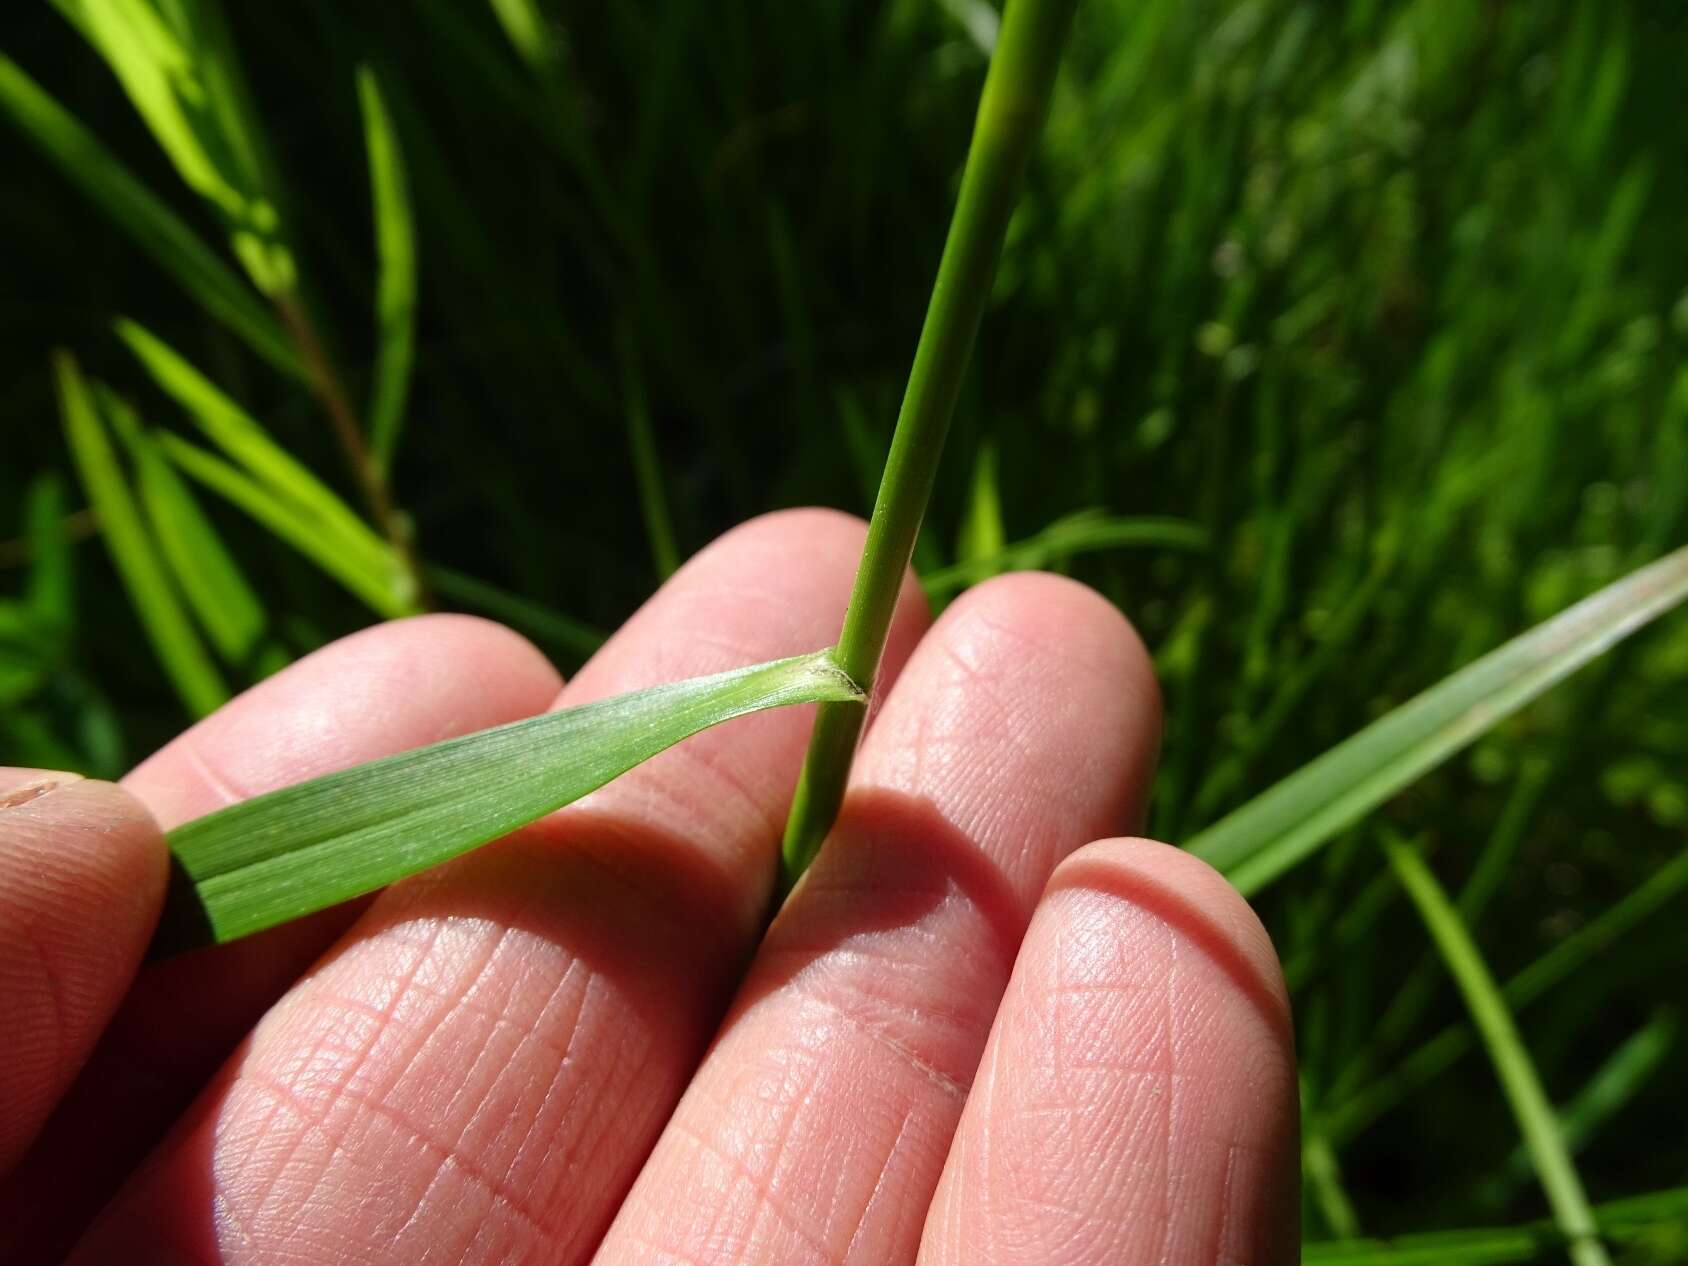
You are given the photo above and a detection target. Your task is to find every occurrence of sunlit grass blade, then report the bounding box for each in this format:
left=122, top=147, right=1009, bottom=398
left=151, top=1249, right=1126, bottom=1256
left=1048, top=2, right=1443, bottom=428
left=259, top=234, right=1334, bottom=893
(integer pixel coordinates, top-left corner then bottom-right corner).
left=426, top=563, right=607, bottom=663
left=1190, top=544, right=1688, bottom=896
left=955, top=441, right=1006, bottom=578
left=155, top=649, right=864, bottom=953
left=158, top=433, right=408, bottom=619
left=1384, top=838, right=1610, bottom=1266
left=101, top=389, right=272, bottom=666
left=922, top=510, right=1208, bottom=597
left=0, top=50, right=298, bottom=375
left=357, top=67, right=417, bottom=477
left=55, top=353, right=228, bottom=717
left=115, top=318, right=413, bottom=610
left=1301, top=1185, right=1688, bottom=1264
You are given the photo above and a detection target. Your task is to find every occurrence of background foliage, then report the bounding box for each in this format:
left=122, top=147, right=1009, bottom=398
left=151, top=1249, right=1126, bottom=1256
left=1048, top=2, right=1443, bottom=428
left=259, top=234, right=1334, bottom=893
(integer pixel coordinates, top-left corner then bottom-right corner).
left=3, top=0, right=1687, bottom=1255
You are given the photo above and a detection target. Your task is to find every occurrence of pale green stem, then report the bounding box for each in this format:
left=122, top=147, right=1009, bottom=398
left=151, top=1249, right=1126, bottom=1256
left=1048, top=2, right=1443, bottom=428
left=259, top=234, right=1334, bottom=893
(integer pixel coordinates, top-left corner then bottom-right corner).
left=780, top=0, right=1079, bottom=886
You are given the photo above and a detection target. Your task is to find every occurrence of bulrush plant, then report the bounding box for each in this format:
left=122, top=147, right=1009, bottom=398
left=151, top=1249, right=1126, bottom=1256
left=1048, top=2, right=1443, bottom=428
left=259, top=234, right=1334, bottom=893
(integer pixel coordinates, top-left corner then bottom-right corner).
left=6, top=0, right=1688, bottom=1259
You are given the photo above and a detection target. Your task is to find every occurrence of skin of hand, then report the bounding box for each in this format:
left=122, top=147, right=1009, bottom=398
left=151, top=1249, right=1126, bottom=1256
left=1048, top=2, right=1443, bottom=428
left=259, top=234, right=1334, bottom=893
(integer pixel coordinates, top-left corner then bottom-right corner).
left=0, top=509, right=1298, bottom=1266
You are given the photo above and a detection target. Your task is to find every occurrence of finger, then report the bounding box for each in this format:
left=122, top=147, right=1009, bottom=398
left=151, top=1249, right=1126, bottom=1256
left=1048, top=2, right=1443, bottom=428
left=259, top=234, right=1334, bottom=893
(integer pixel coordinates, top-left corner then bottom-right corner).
left=0, top=771, right=165, bottom=1174
left=0, top=615, right=561, bottom=1265
left=595, top=572, right=1160, bottom=1266
left=918, top=839, right=1299, bottom=1265
left=72, top=509, right=930, bottom=1266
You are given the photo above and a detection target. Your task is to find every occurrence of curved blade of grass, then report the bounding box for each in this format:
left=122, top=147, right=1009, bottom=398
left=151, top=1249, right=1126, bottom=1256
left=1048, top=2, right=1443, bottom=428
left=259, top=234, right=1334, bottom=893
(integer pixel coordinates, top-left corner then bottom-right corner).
left=356, top=67, right=416, bottom=476
left=1328, top=844, right=1688, bottom=1143
left=0, top=51, right=297, bottom=375
left=101, top=389, right=270, bottom=665
left=158, top=433, right=408, bottom=619
left=116, top=319, right=409, bottom=605
left=921, top=511, right=1208, bottom=597
left=55, top=353, right=228, bottom=717
left=1384, top=838, right=1610, bottom=1266
left=1190, top=544, right=1688, bottom=896
left=1301, top=1185, right=1688, bottom=1264
left=155, top=649, right=863, bottom=954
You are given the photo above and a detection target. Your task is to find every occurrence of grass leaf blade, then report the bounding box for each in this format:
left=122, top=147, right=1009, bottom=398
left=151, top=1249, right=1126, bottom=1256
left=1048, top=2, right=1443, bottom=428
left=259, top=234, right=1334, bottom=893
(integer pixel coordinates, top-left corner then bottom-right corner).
left=1190, top=545, right=1688, bottom=896
left=1384, top=839, right=1610, bottom=1266
left=357, top=66, right=417, bottom=476
left=0, top=50, right=298, bottom=375
left=55, top=353, right=228, bottom=717
left=157, top=650, right=864, bottom=952
left=158, top=433, right=407, bottom=619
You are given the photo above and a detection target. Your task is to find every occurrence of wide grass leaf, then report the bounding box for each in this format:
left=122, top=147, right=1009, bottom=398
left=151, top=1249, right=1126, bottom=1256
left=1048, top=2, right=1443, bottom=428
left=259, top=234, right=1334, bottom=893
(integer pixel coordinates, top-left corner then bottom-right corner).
left=156, top=649, right=863, bottom=953
left=1190, top=544, right=1688, bottom=896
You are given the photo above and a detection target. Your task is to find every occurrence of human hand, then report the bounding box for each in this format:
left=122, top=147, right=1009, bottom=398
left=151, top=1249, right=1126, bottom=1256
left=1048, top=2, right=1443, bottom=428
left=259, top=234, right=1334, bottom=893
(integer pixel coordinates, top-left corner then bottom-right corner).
left=1, top=510, right=1298, bottom=1265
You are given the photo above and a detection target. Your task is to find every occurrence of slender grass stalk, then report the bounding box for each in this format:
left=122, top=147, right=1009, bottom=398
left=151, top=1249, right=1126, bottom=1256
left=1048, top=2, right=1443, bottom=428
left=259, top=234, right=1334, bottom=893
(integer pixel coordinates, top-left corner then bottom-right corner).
left=1384, top=838, right=1611, bottom=1266
left=1328, top=844, right=1688, bottom=1144
left=618, top=326, right=681, bottom=580
left=780, top=0, right=1079, bottom=885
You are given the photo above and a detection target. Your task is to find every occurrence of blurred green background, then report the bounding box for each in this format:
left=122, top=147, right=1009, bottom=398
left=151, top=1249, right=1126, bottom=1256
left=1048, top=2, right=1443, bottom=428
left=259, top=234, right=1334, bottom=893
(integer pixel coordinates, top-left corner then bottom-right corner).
left=3, top=0, right=1687, bottom=1256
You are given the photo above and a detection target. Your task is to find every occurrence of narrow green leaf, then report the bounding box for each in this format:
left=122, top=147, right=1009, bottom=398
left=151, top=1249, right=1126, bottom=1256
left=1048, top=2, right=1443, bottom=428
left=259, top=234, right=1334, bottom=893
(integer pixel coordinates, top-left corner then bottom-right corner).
left=1384, top=839, right=1610, bottom=1266
left=426, top=563, right=607, bottom=662
left=102, top=390, right=271, bottom=665
left=486, top=0, right=557, bottom=73
left=955, top=441, right=1006, bottom=574
left=1328, top=845, right=1688, bottom=1144
left=356, top=67, right=417, bottom=476
left=922, top=511, right=1207, bottom=597
left=1190, top=545, right=1688, bottom=896
left=619, top=331, right=680, bottom=580
left=55, top=354, right=228, bottom=717
left=115, top=319, right=403, bottom=594
left=156, top=649, right=864, bottom=953
left=1302, top=1186, right=1688, bottom=1265
left=158, top=433, right=408, bottom=619
left=23, top=474, right=73, bottom=634
left=0, top=50, right=297, bottom=375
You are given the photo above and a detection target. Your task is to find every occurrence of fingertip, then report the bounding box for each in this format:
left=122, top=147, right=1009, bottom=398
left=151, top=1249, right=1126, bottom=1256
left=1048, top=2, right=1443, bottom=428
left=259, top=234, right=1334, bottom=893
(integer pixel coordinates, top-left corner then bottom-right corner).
left=1047, top=837, right=1292, bottom=1043
left=0, top=773, right=167, bottom=1170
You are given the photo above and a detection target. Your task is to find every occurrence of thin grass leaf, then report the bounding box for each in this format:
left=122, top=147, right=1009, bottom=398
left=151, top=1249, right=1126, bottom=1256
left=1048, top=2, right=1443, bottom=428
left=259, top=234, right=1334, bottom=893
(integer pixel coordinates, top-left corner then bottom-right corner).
left=1484, top=1011, right=1679, bottom=1206
left=115, top=319, right=408, bottom=605
left=1303, top=1186, right=1688, bottom=1265
left=955, top=440, right=1006, bottom=576
left=619, top=331, right=680, bottom=580
left=101, top=389, right=270, bottom=665
left=1190, top=545, right=1688, bottom=896
left=155, top=649, right=864, bottom=953
left=922, top=511, right=1208, bottom=597
left=1328, top=844, right=1688, bottom=1143
left=357, top=67, right=417, bottom=476
left=64, top=0, right=296, bottom=295
left=486, top=0, right=557, bottom=73
left=1384, top=838, right=1610, bottom=1266
left=23, top=474, right=73, bottom=635
left=0, top=50, right=297, bottom=374
left=55, top=354, right=227, bottom=717
left=158, top=433, right=408, bottom=619
left=426, top=563, right=607, bottom=662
